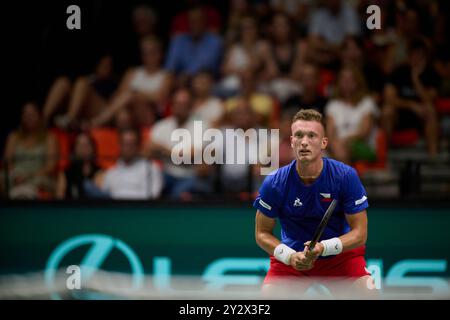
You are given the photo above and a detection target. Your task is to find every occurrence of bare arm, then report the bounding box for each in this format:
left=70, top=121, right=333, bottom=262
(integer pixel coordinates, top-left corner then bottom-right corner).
left=146, top=141, right=173, bottom=159
left=306, top=35, right=339, bottom=65
left=116, top=68, right=137, bottom=95
left=325, top=115, right=337, bottom=144
left=344, top=114, right=375, bottom=143
left=384, top=84, right=417, bottom=110
left=289, top=40, right=308, bottom=79
left=221, top=47, right=238, bottom=77
left=325, top=115, right=345, bottom=154
left=255, top=210, right=280, bottom=255
left=411, top=75, right=437, bottom=105
left=305, top=210, right=368, bottom=262
left=4, top=132, right=17, bottom=168
left=259, top=41, right=279, bottom=81
left=256, top=210, right=317, bottom=271
left=339, top=210, right=368, bottom=252
left=90, top=91, right=133, bottom=127
left=93, top=170, right=105, bottom=189
left=89, top=69, right=137, bottom=127
left=55, top=171, right=66, bottom=199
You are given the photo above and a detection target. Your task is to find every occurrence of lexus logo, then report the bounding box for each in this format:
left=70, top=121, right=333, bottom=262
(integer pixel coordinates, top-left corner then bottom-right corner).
left=45, top=234, right=144, bottom=299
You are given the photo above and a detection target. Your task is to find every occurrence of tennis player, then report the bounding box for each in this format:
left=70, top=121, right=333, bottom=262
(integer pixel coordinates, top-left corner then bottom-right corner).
left=254, top=109, right=376, bottom=296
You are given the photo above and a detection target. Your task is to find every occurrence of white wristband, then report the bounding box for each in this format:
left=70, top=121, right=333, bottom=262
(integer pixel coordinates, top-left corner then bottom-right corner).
left=320, top=237, right=343, bottom=256
left=274, top=243, right=296, bottom=265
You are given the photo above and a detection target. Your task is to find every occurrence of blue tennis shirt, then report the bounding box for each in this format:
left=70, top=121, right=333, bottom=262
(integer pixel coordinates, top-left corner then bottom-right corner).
left=253, top=158, right=369, bottom=253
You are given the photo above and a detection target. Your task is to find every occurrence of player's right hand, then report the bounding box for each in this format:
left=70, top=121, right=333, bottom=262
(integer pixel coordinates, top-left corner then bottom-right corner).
left=289, top=252, right=314, bottom=271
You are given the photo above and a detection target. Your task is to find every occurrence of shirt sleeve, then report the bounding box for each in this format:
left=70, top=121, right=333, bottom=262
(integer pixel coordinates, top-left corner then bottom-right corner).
left=253, top=173, right=282, bottom=218
left=340, top=168, right=369, bottom=214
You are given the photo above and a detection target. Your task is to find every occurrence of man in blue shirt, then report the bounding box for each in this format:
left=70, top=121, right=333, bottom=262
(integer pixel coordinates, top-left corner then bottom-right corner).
left=165, top=7, right=223, bottom=79
left=254, top=109, right=376, bottom=297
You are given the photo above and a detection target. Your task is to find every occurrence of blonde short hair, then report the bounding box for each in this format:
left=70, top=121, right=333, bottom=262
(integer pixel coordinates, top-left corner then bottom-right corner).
left=291, top=109, right=324, bottom=128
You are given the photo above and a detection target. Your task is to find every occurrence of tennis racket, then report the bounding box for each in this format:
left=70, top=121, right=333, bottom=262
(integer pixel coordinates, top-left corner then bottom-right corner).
left=308, top=199, right=338, bottom=251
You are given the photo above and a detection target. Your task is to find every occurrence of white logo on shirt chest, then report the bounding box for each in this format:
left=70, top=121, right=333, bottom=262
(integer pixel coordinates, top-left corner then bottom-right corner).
left=293, top=197, right=303, bottom=207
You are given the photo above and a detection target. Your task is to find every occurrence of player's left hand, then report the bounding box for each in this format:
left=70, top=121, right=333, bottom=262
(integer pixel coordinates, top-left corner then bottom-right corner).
left=303, top=241, right=324, bottom=260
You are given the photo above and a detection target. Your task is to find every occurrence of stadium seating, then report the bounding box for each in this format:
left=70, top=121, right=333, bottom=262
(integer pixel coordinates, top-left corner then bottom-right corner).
left=89, top=128, right=120, bottom=169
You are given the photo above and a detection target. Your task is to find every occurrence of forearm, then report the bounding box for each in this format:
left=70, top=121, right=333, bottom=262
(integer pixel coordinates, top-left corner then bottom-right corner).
left=92, top=92, right=132, bottom=127
left=148, top=143, right=173, bottom=159
left=345, top=125, right=372, bottom=143
left=338, top=228, right=367, bottom=252
left=392, top=97, right=417, bottom=110
left=412, top=77, right=433, bottom=104
left=91, top=106, right=118, bottom=127
left=141, top=91, right=160, bottom=103
left=256, top=231, right=282, bottom=256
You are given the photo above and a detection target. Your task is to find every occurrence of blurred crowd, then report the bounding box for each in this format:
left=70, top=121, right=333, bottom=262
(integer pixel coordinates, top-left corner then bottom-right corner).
left=1, top=0, right=449, bottom=201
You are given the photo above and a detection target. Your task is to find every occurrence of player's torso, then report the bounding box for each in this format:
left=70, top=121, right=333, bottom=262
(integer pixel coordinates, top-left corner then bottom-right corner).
left=283, top=181, right=342, bottom=221
left=279, top=160, right=347, bottom=226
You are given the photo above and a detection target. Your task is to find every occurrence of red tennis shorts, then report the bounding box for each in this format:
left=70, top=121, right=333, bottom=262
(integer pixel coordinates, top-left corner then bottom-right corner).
left=264, top=246, right=370, bottom=284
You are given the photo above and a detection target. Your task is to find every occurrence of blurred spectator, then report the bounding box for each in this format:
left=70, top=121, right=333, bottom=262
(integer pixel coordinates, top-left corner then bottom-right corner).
left=55, top=132, right=104, bottom=199
left=382, top=38, right=440, bottom=156
left=171, top=1, right=222, bottom=36
left=215, top=101, right=266, bottom=194
left=218, top=15, right=265, bottom=97
left=165, top=6, right=223, bottom=83
left=431, top=11, right=450, bottom=98
left=339, top=36, right=388, bottom=102
left=225, top=69, right=275, bottom=128
left=363, top=1, right=397, bottom=76
left=434, top=46, right=450, bottom=98
left=190, top=71, right=224, bottom=126
left=283, top=62, right=328, bottom=114
left=387, top=6, right=422, bottom=71
left=325, top=66, right=380, bottom=164
left=91, top=37, right=171, bottom=128
left=278, top=109, right=296, bottom=167
left=7, top=0, right=450, bottom=202
left=307, top=0, right=361, bottom=66
left=431, top=7, right=449, bottom=52
left=224, top=0, right=252, bottom=45
left=101, top=128, right=163, bottom=199
left=126, top=4, right=160, bottom=67
left=43, top=54, right=118, bottom=130
left=252, top=0, right=272, bottom=36
left=271, top=0, right=311, bottom=37
left=132, top=5, right=158, bottom=39
left=270, top=0, right=303, bottom=16
left=114, top=108, right=137, bottom=131
left=3, top=103, right=58, bottom=199
left=258, top=12, right=307, bottom=103
left=147, top=88, right=207, bottom=200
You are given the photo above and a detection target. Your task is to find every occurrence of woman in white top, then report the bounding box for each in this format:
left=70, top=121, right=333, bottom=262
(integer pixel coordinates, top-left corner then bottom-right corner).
left=325, top=66, right=380, bottom=164
left=91, top=36, right=172, bottom=128
left=191, top=71, right=224, bottom=127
